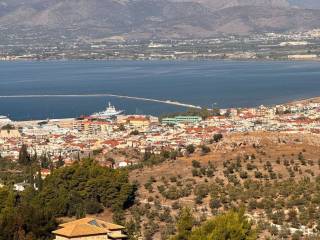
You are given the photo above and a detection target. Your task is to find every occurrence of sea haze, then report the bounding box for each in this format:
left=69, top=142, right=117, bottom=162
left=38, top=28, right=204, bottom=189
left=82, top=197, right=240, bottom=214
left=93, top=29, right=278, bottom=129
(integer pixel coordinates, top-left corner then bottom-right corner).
left=0, top=60, right=320, bottom=120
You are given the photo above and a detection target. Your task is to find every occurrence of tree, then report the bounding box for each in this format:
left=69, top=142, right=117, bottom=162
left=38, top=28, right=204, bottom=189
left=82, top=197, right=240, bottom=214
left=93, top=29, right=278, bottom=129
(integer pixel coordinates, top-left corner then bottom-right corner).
left=40, top=153, right=50, bottom=169
left=118, top=124, right=126, bottom=131
left=48, top=155, right=54, bottom=172
left=210, top=198, right=221, bottom=210
left=1, top=124, right=14, bottom=130
left=188, top=209, right=256, bottom=240
left=200, top=145, right=211, bottom=154
left=192, top=168, right=199, bottom=177
left=171, top=207, right=194, bottom=240
left=35, top=158, right=136, bottom=223
left=0, top=159, right=136, bottom=240
left=125, top=218, right=140, bottom=240
left=18, top=144, right=31, bottom=166
left=130, top=130, right=140, bottom=135
left=56, top=153, right=65, bottom=168
left=85, top=200, right=103, bottom=214
left=170, top=150, right=179, bottom=160
left=240, top=171, right=248, bottom=179
left=106, top=157, right=115, bottom=168
left=192, top=160, right=201, bottom=168
left=186, top=145, right=195, bottom=154
left=0, top=188, right=58, bottom=240
left=36, top=164, right=43, bottom=191
left=213, top=133, right=223, bottom=143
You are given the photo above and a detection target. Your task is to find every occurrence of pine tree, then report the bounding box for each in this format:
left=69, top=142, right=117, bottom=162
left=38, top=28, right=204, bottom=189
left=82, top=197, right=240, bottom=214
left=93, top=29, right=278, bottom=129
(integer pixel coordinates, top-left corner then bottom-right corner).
left=188, top=209, right=256, bottom=240
left=171, top=207, right=194, bottom=240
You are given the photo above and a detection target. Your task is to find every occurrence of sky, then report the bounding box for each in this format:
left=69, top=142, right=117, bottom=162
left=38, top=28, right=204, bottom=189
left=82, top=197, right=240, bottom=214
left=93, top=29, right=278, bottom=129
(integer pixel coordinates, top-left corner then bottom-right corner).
left=289, top=0, right=320, bottom=9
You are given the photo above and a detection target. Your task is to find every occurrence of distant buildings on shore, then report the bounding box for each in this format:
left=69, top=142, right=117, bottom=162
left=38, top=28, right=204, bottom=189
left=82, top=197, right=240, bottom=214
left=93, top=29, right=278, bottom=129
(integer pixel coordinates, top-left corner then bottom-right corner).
left=1, top=30, right=320, bottom=61
left=1, top=100, right=320, bottom=166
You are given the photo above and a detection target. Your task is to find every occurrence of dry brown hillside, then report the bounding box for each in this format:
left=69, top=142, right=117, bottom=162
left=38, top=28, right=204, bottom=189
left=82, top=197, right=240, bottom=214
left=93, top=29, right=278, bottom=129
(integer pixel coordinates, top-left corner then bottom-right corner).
left=128, top=131, right=320, bottom=239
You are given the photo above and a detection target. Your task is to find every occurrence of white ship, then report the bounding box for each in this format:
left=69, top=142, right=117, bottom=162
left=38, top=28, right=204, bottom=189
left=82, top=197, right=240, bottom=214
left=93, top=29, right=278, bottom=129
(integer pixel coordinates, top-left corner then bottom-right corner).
left=0, top=115, right=12, bottom=125
left=91, top=102, right=123, bottom=118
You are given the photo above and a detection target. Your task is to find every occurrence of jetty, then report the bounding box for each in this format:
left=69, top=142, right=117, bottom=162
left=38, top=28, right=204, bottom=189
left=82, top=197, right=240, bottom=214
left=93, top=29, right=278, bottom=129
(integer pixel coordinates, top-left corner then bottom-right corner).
left=0, top=94, right=202, bottom=109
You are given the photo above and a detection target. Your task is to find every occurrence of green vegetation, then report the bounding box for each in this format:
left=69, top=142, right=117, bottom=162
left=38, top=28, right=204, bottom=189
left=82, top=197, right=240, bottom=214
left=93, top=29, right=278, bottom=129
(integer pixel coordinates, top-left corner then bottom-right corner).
left=3, top=140, right=320, bottom=239
left=200, top=145, right=211, bottom=155
left=1, top=124, right=15, bottom=130
left=170, top=209, right=256, bottom=240
left=211, top=133, right=223, bottom=143
left=0, top=187, right=57, bottom=240
left=171, top=208, right=195, bottom=240
left=188, top=210, right=256, bottom=240
left=0, top=151, right=136, bottom=239
left=160, top=107, right=220, bottom=120
left=38, top=159, right=136, bottom=222
left=186, top=145, right=195, bottom=154
left=128, top=150, right=180, bottom=170
left=130, top=130, right=140, bottom=135
left=0, top=154, right=27, bottom=185
left=129, top=148, right=320, bottom=239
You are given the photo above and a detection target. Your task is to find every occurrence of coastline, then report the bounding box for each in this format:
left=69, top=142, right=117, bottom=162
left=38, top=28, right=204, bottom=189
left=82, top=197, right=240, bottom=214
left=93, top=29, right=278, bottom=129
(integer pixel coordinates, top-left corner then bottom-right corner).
left=1, top=58, right=320, bottom=63
left=6, top=95, right=320, bottom=123
left=1, top=60, right=320, bottom=121
left=285, top=96, right=320, bottom=105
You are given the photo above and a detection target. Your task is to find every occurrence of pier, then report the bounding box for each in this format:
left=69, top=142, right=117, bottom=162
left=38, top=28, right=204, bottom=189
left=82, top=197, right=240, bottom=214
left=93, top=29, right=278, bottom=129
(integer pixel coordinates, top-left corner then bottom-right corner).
left=0, top=94, right=202, bottom=109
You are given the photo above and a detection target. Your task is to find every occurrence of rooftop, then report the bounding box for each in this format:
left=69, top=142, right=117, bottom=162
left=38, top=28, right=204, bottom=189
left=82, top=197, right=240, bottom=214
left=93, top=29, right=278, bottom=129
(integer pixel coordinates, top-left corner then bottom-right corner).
left=53, top=217, right=126, bottom=238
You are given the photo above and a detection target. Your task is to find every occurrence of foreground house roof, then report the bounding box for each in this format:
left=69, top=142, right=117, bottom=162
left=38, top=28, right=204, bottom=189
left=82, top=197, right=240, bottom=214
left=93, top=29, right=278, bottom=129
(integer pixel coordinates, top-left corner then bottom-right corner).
left=53, top=217, right=126, bottom=238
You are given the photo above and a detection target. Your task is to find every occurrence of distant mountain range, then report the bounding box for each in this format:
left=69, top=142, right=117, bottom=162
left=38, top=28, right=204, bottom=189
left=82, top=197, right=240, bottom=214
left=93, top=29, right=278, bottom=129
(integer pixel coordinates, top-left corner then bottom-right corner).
left=289, top=0, right=320, bottom=9
left=1, top=0, right=320, bottom=40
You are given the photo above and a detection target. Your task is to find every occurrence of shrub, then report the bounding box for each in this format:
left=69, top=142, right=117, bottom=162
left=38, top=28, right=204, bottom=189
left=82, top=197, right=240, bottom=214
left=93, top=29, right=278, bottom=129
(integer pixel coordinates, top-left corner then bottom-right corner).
left=192, top=160, right=201, bottom=168
left=186, top=145, right=195, bottom=154
left=200, top=145, right=211, bottom=154
left=240, top=171, right=248, bottom=179
left=85, top=200, right=103, bottom=214
left=213, top=133, right=223, bottom=143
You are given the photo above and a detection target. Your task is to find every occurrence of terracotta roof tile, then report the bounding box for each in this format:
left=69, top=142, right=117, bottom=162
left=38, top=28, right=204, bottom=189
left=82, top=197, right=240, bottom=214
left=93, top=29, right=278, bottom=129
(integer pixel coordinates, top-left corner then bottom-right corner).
left=54, top=217, right=125, bottom=238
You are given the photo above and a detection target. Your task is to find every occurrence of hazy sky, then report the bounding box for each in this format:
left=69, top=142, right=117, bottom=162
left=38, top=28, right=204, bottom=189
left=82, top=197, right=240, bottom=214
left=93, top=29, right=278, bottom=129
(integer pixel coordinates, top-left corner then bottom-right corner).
left=289, top=0, right=320, bottom=9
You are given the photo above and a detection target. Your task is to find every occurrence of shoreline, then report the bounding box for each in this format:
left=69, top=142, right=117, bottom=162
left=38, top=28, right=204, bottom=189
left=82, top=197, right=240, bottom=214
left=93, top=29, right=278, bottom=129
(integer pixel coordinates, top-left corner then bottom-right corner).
left=1, top=58, right=320, bottom=63
left=5, top=95, right=320, bottom=123
left=285, top=96, right=320, bottom=105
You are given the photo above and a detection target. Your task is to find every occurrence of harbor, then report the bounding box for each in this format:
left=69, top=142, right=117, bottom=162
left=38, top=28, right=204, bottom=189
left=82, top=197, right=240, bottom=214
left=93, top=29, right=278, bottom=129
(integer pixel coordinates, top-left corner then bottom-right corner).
left=2, top=99, right=320, bottom=165
left=0, top=94, right=202, bottom=111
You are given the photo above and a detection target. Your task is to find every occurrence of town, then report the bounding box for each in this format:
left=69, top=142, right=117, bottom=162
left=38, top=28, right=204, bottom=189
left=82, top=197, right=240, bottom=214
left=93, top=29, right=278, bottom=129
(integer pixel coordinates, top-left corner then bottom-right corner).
left=1, top=99, right=320, bottom=168
left=1, top=30, right=320, bottom=61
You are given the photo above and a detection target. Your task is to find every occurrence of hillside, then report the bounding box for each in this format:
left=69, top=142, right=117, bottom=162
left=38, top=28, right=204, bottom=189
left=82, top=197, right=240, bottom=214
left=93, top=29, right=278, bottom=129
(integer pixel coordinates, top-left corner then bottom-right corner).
left=1, top=0, right=320, bottom=40
left=127, top=131, right=320, bottom=239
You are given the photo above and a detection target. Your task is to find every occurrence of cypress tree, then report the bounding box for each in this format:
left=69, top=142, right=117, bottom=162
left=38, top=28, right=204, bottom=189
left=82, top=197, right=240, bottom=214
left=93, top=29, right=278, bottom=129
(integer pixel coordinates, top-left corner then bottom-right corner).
left=18, top=144, right=31, bottom=166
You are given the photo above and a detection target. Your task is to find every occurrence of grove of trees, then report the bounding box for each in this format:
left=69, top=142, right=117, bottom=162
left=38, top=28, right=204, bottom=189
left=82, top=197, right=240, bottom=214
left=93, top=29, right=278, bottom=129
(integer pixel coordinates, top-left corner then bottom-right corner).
left=0, top=157, right=136, bottom=239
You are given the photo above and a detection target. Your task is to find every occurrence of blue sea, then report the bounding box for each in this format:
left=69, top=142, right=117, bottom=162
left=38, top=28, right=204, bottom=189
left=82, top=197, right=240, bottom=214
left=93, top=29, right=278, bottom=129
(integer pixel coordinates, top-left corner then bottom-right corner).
left=0, top=60, right=320, bottom=120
